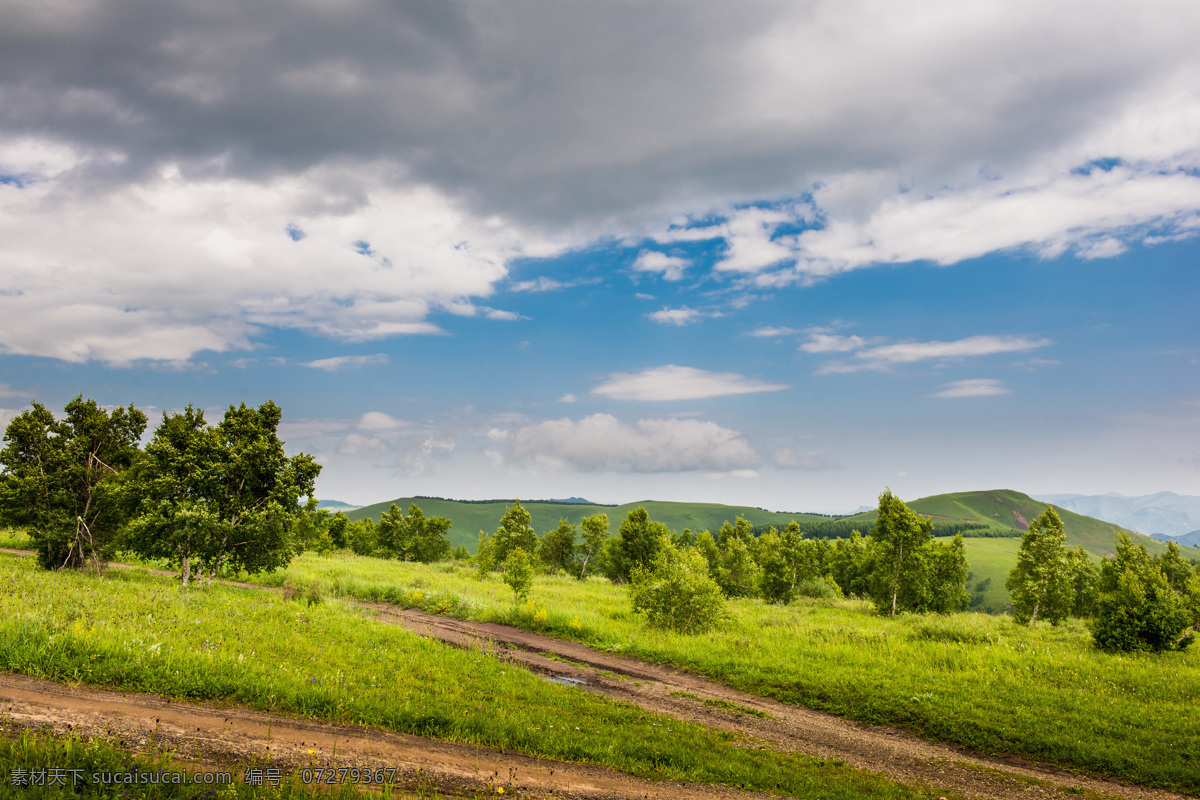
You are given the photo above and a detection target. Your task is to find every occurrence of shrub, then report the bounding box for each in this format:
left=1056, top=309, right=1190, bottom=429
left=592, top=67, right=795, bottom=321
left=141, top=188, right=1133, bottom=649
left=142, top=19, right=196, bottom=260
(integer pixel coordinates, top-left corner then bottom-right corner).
left=629, top=538, right=726, bottom=635
left=795, top=575, right=842, bottom=600
left=502, top=548, right=534, bottom=603
left=1091, top=534, right=1197, bottom=652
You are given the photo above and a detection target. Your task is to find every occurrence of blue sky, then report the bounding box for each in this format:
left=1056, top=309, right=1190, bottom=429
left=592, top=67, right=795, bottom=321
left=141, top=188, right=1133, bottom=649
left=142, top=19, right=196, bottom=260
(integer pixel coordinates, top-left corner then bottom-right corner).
left=1, top=1, right=1197, bottom=512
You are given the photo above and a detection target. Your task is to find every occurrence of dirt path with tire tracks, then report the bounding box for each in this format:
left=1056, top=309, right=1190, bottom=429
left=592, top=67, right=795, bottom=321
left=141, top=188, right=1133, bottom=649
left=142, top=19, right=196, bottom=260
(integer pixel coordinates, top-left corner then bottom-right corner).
left=0, top=549, right=1188, bottom=799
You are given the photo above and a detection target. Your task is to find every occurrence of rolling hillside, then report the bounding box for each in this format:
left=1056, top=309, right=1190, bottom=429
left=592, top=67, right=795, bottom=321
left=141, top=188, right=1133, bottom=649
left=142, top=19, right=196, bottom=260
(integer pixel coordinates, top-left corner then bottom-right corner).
left=345, top=496, right=831, bottom=551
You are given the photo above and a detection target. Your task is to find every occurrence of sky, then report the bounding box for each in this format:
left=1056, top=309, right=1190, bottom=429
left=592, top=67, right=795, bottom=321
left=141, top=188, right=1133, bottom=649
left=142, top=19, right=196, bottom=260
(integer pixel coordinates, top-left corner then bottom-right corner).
left=1, top=0, right=1197, bottom=514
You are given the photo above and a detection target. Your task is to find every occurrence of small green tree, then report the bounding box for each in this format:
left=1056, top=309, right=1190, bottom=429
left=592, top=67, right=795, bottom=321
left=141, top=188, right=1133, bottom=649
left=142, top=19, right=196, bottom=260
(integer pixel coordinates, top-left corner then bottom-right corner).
left=629, top=538, right=726, bottom=634
left=1067, top=545, right=1100, bottom=618
left=926, top=534, right=970, bottom=614
left=327, top=511, right=350, bottom=550
left=539, top=518, right=578, bottom=574
left=757, top=522, right=814, bottom=605
left=491, top=500, right=538, bottom=563
left=0, top=397, right=147, bottom=570
left=868, top=490, right=934, bottom=616
left=1006, top=506, right=1072, bottom=626
left=1091, top=534, right=1196, bottom=652
left=716, top=516, right=754, bottom=546
left=577, top=512, right=610, bottom=579
left=714, top=534, right=762, bottom=598
left=292, top=499, right=333, bottom=554
left=607, top=506, right=669, bottom=582
left=827, top=529, right=872, bottom=598
left=503, top=547, right=534, bottom=603
left=346, top=517, right=377, bottom=556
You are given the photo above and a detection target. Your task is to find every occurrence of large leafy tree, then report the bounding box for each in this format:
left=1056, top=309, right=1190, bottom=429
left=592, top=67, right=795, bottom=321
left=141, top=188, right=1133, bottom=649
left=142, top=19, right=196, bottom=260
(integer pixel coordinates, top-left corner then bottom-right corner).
left=125, top=401, right=320, bottom=585
left=1006, top=505, right=1073, bottom=626
left=377, top=502, right=452, bottom=563
left=0, top=397, right=147, bottom=570
left=869, top=490, right=935, bottom=616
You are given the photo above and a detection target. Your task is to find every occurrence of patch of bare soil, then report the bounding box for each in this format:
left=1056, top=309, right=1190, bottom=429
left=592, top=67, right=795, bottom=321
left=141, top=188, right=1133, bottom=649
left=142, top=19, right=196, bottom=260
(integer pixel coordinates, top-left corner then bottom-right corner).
left=0, top=673, right=770, bottom=800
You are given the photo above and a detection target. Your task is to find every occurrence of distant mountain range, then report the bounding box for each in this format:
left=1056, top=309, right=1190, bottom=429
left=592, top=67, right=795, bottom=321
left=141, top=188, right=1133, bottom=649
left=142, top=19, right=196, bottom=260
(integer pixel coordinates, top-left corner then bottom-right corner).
left=1034, top=492, right=1200, bottom=539
left=315, top=499, right=359, bottom=510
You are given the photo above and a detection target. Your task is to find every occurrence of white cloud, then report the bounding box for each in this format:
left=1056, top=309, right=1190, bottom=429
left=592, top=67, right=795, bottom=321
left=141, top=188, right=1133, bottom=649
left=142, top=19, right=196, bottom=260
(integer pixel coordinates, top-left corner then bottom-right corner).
left=484, top=308, right=525, bottom=321
left=510, top=276, right=567, bottom=292
left=647, top=306, right=710, bottom=326
left=592, top=365, right=789, bottom=401
left=358, top=411, right=405, bottom=430
left=558, top=393, right=579, bottom=403
left=338, top=433, right=388, bottom=459
left=749, top=326, right=801, bottom=337
left=0, top=408, right=22, bottom=431
left=860, top=335, right=1051, bottom=364
left=817, top=334, right=1052, bottom=373
left=633, top=251, right=690, bottom=281
left=799, top=333, right=872, bottom=353
left=927, top=379, right=1011, bottom=398
left=302, top=354, right=388, bottom=371
left=509, top=413, right=759, bottom=472
left=486, top=428, right=510, bottom=441
left=0, top=167, right=559, bottom=364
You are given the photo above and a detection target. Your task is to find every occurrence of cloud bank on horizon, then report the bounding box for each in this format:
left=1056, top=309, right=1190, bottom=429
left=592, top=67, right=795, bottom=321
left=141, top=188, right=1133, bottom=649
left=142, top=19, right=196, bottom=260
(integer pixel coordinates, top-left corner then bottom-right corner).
left=1, top=0, right=1197, bottom=509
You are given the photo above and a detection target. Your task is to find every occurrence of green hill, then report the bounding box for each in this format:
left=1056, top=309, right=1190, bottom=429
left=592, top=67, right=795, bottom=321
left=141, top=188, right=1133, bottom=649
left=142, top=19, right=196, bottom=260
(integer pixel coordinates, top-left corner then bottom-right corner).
left=836, top=489, right=1161, bottom=552
left=346, top=496, right=831, bottom=551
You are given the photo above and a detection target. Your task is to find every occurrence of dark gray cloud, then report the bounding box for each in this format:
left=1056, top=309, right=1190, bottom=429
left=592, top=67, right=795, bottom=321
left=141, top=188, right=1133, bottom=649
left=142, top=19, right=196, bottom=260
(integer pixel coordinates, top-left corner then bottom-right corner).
left=5, top=0, right=1197, bottom=230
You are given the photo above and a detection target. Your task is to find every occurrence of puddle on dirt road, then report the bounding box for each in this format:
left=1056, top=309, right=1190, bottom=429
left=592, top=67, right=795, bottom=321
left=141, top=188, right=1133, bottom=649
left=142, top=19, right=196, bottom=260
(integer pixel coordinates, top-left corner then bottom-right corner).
left=545, top=675, right=589, bottom=689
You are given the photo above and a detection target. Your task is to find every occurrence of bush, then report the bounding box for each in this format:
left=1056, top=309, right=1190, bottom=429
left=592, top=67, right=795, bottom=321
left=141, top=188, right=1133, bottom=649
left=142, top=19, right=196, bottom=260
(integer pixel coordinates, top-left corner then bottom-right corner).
left=629, top=539, right=726, bottom=635
left=795, top=575, right=842, bottom=600
left=1091, top=534, right=1197, bottom=652
left=502, top=548, right=534, bottom=603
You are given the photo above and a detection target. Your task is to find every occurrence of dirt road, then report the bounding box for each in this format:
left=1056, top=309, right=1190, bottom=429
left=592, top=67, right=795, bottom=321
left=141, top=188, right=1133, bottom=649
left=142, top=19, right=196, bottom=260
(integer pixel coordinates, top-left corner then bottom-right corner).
left=373, top=607, right=1186, bottom=800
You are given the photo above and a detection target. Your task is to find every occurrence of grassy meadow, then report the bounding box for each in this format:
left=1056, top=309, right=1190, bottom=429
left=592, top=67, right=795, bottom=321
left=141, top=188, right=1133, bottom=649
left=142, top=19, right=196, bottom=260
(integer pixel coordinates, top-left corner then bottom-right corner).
left=0, top=552, right=939, bottom=800
left=237, top=550, right=1200, bottom=794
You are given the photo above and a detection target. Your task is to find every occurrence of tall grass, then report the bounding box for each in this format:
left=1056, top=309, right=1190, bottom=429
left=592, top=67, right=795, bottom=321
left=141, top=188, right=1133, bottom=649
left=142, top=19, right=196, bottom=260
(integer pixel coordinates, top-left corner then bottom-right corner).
left=240, top=551, right=1200, bottom=794
left=0, top=554, right=936, bottom=800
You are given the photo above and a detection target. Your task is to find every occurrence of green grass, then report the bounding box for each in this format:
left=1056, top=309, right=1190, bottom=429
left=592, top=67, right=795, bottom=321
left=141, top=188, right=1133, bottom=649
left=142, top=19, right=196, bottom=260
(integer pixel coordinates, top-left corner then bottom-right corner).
left=0, top=529, right=33, bottom=550
left=0, top=553, right=940, bottom=800
left=957, top=537, right=1021, bottom=612
left=0, top=723, right=424, bottom=799
left=235, top=550, right=1200, bottom=794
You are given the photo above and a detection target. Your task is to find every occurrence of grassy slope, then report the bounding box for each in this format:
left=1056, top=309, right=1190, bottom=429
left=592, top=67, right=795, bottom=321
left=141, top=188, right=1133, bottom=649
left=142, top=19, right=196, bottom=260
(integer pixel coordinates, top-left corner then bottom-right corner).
left=347, top=497, right=829, bottom=551
left=240, top=551, right=1200, bottom=794
left=0, top=553, right=924, bottom=800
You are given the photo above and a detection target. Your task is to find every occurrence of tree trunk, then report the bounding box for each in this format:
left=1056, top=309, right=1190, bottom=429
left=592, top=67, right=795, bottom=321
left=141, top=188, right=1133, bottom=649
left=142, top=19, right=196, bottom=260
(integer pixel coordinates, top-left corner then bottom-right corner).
left=181, top=554, right=191, bottom=587
left=1030, top=600, right=1040, bottom=628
